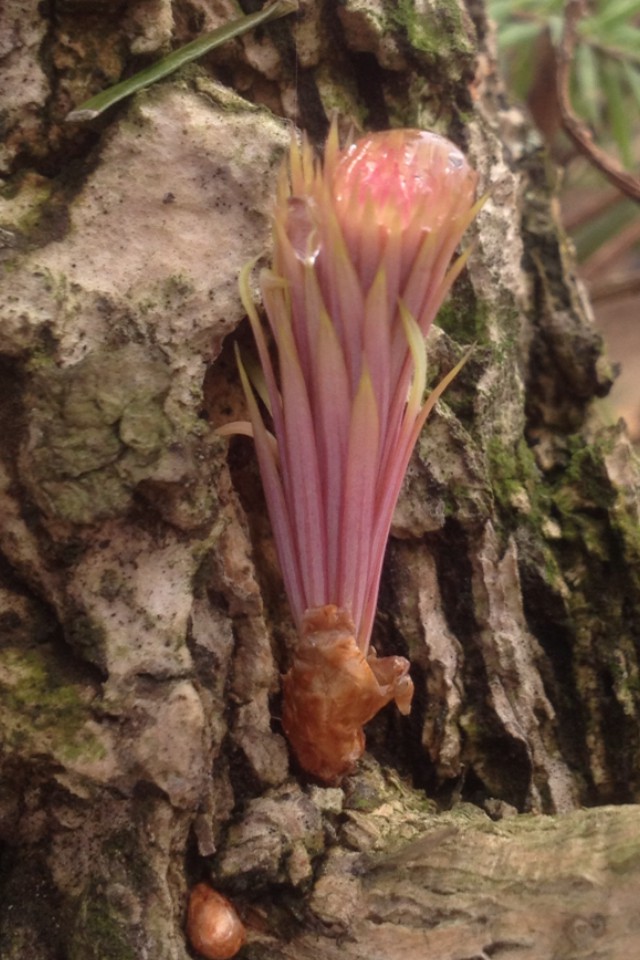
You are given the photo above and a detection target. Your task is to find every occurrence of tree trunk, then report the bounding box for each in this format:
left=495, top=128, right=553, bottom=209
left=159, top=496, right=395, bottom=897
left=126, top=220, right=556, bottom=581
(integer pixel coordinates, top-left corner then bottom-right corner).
left=1, top=1, right=639, bottom=957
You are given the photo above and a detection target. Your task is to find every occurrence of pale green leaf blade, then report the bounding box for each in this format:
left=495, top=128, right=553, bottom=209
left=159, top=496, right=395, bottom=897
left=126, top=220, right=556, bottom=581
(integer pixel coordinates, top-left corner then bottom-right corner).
left=66, top=0, right=298, bottom=122
left=601, top=58, right=634, bottom=166
left=574, top=42, right=602, bottom=127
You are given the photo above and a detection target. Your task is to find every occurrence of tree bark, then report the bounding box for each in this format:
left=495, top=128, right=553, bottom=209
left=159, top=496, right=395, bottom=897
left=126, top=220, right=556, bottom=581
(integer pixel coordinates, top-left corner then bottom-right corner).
left=1, top=0, right=640, bottom=958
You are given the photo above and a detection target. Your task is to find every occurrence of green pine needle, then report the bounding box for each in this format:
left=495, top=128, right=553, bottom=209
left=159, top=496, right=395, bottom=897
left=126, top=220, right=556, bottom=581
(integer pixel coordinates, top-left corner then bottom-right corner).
left=66, top=0, right=298, bottom=122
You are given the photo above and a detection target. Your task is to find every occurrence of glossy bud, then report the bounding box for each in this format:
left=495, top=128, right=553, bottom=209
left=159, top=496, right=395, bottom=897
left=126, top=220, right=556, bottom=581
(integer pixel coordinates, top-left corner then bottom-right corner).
left=186, top=884, right=246, bottom=960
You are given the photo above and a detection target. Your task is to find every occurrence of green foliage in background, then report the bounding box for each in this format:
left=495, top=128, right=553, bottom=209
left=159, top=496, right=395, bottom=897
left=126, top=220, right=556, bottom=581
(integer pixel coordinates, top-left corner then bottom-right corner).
left=488, top=0, right=640, bottom=167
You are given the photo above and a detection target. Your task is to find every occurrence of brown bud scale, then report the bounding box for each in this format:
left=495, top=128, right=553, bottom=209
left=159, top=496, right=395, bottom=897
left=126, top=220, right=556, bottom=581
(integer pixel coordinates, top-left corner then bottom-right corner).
left=282, top=604, right=414, bottom=783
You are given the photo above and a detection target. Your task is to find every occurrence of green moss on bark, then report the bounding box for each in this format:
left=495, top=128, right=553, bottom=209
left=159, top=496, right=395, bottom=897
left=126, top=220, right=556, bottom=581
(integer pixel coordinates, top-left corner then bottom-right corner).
left=69, top=895, right=137, bottom=960
left=0, top=644, right=106, bottom=763
left=21, top=345, right=174, bottom=524
left=390, top=0, right=473, bottom=69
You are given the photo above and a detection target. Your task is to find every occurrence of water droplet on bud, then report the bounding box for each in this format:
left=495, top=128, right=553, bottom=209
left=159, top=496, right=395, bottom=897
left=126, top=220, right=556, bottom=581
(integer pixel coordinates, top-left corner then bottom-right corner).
left=286, top=197, right=320, bottom=265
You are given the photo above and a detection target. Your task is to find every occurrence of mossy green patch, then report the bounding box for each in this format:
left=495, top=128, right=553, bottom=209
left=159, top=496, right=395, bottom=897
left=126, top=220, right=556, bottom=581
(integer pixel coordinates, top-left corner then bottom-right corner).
left=316, top=62, right=367, bottom=132
left=22, top=345, right=174, bottom=524
left=436, top=283, right=520, bottom=356
left=162, top=272, right=196, bottom=304
left=66, top=613, right=109, bottom=669
left=0, top=172, right=56, bottom=241
left=486, top=435, right=548, bottom=523
left=390, top=0, right=473, bottom=69
left=101, top=826, right=153, bottom=890
left=0, top=645, right=106, bottom=763
left=98, top=568, right=130, bottom=602
left=549, top=429, right=640, bottom=594
left=556, top=434, right=617, bottom=511
left=549, top=433, right=617, bottom=553
left=436, top=295, right=490, bottom=347
left=69, top=893, right=136, bottom=960
left=607, top=837, right=640, bottom=875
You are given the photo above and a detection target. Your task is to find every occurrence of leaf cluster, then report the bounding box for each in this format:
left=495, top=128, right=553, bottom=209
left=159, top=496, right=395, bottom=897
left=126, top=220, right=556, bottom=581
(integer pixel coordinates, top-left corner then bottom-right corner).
left=488, top=0, right=640, bottom=167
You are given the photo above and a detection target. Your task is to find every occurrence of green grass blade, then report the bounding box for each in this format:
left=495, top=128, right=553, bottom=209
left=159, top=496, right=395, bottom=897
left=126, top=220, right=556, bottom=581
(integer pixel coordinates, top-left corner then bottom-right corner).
left=622, top=57, right=640, bottom=109
left=66, top=0, right=298, bottom=122
left=496, top=20, right=542, bottom=49
left=601, top=58, right=634, bottom=167
left=595, top=0, right=640, bottom=32
left=574, top=42, right=602, bottom=127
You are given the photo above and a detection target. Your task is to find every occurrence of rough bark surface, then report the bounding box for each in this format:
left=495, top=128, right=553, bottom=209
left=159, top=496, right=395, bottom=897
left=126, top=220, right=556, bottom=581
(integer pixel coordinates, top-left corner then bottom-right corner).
left=1, top=0, right=640, bottom=958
